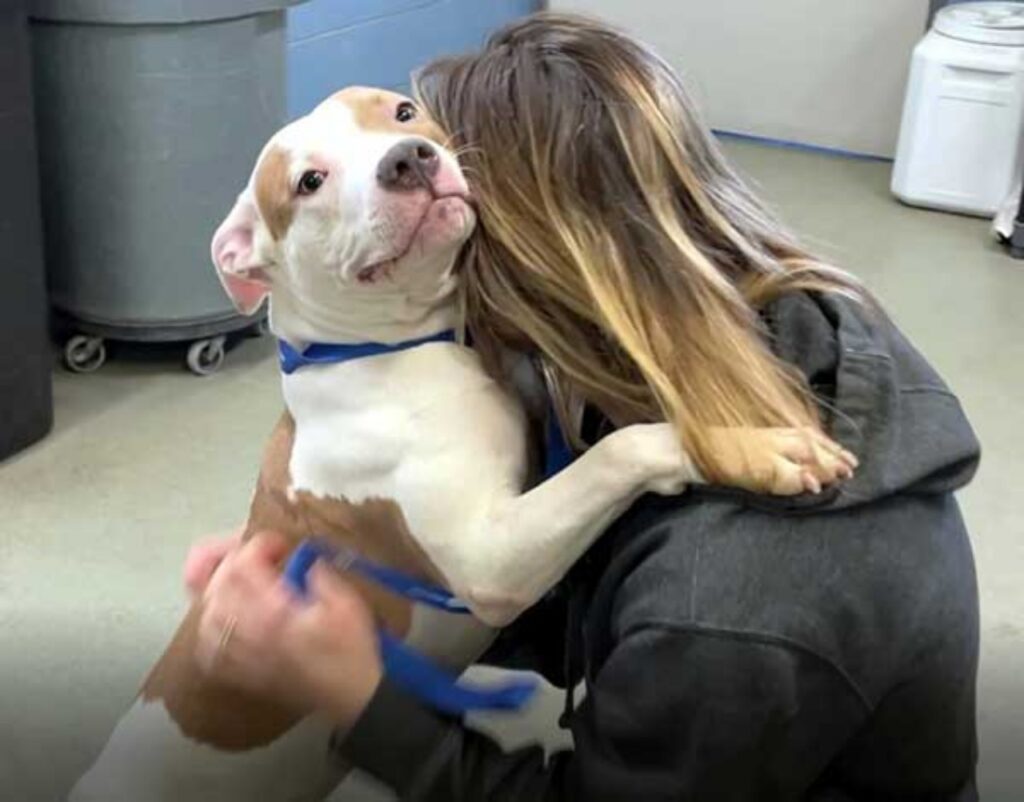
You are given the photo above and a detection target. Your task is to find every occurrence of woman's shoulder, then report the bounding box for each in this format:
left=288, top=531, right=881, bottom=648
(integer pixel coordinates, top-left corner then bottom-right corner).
left=764, top=291, right=980, bottom=502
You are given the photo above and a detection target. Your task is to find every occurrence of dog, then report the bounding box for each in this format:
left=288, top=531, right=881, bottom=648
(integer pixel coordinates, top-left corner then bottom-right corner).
left=69, top=87, right=850, bottom=801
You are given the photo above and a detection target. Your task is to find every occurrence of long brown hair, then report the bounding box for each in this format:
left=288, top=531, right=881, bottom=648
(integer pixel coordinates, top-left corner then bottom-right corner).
left=415, top=13, right=861, bottom=481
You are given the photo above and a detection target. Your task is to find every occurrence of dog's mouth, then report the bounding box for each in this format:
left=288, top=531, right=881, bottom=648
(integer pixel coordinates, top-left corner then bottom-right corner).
left=355, top=194, right=471, bottom=285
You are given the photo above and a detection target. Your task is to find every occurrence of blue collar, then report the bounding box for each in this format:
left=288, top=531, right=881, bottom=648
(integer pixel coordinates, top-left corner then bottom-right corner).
left=280, top=327, right=575, bottom=479
left=278, top=329, right=458, bottom=375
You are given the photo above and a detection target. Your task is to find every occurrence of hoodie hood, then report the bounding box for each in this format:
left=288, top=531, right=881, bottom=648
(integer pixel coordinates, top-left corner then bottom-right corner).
left=747, top=292, right=981, bottom=511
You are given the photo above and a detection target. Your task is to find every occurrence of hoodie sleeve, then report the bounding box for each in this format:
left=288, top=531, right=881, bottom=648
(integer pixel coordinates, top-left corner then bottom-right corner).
left=334, top=626, right=870, bottom=801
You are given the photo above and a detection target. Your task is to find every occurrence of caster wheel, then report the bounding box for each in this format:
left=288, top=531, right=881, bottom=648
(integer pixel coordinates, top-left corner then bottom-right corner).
left=63, top=335, right=106, bottom=374
left=186, top=336, right=226, bottom=376
left=245, top=318, right=270, bottom=338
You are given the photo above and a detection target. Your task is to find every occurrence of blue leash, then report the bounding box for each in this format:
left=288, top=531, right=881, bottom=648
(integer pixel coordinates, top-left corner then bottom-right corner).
left=283, top=539, right=537, bottom=716
left=283, top=538, right=470, bottom=614
left=279, top=329, right=574, bottom=716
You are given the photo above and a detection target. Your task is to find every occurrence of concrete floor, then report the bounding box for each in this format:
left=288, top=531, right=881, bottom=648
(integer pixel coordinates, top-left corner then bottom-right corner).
left=2, top=139, right=1022, bottom=801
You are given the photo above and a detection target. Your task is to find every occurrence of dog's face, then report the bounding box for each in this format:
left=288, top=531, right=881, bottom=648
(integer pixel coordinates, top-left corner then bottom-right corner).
left=211, top=87, right=475, bottom=323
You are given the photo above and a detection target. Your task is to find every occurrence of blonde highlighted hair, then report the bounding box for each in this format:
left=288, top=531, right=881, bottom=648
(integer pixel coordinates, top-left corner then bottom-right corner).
left=415, top=13, right=862, bottom=482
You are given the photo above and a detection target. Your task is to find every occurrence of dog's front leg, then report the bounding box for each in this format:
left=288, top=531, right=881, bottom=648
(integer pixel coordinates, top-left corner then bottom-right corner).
left=443, top=422, right=698, bottom=627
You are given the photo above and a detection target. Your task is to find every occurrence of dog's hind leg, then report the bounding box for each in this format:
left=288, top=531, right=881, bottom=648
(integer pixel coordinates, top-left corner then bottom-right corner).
left=68, top=697, right=342, bottom=802
left=67, top=605, right=346, bottom=802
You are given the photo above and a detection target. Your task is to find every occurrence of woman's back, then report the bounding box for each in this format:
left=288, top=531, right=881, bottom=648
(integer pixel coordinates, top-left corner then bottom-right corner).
left=478, top=291, right=980, bottom=800
left=331, top=14, right=981, bottom=799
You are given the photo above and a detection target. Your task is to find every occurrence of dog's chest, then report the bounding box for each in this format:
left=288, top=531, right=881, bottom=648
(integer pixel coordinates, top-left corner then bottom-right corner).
left=280, top=344, right=526, bottom=511
left=246, top=344, right=521, bottom=658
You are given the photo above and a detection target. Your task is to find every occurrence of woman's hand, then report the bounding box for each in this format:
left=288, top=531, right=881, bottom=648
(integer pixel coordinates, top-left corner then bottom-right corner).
left=193, top=532, right=384, bottom=730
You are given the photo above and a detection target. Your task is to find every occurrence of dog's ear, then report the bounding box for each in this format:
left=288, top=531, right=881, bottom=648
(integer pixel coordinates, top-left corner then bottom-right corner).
left=211, top=191, right=271, bottom=316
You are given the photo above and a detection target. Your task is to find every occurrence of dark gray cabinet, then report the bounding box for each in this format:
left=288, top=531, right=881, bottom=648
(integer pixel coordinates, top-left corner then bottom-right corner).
left=0, top=0, right=52, bottom=459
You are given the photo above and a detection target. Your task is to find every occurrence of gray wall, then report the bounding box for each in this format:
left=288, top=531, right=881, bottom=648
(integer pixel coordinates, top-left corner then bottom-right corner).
left=286, top=0, right=540, bottom=119
left=553, top=0, right=931, bottom=157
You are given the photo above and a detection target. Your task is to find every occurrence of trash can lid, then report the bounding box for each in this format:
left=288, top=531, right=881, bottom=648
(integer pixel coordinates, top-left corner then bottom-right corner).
left=934, top=2, right=1024, bottom=47
left=29, top=0, right=306, bottom=25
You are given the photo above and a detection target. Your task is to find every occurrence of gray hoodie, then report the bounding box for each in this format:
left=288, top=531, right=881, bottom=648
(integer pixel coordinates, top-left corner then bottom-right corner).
left=338, top=292, right=982, bottom=802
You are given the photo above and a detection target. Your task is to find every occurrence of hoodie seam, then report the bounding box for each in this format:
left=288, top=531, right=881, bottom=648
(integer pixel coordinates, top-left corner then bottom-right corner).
left=621, top=619, right=874, bottom=713
left=688, top=532, right=703, bottom=620
left=900, top=385, right=957, bottom=398
left=843, top=348, right=890, bottom=361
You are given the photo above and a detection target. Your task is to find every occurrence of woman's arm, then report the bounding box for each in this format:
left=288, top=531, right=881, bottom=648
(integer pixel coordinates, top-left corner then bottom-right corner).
left=337, top=629, right=869, bottom=801
left=195, top=535, right=868, bottom=801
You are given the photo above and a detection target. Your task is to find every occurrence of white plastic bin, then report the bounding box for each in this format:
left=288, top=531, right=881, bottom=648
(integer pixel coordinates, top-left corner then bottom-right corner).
left=892, top=2, right=1024, bottom=217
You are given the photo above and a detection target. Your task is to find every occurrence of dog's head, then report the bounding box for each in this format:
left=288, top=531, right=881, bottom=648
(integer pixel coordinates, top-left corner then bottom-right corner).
left=211, top=87, right=475, bottom=341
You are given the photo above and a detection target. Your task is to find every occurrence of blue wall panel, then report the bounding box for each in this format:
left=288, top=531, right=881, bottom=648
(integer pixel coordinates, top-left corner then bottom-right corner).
left=287, top=0, right=540, bottom=119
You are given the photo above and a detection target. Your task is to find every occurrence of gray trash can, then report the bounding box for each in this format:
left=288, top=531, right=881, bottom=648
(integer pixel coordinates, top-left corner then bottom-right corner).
left=29, top=0, right=304, bottom=375
left=0, top=0, right=53, bottom=459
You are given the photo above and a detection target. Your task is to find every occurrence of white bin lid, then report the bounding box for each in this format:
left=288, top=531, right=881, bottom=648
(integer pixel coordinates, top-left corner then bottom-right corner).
left=935, top=2, right=1024, bottom=46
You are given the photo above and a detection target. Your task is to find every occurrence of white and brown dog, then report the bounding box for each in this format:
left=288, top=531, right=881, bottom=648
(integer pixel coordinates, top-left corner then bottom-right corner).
left=69, top=87, right=849, bottom=801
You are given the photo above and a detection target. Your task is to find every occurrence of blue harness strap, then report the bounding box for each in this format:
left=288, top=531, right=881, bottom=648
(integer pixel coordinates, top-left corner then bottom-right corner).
left=544, top=403, right=575, bottom=479
left=278, top=330, right=458, bottom=375
left=283, top=539, right=537, bottom=716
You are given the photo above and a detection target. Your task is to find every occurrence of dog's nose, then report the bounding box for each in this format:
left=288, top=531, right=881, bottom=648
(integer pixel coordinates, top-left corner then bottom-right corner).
left=376, top=139, right=440, bottom=192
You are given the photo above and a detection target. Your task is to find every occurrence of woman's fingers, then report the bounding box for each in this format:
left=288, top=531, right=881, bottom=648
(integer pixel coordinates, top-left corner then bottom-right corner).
left=195, top=591, right=237, bottom=673
left=307, top=562, right=348, bottom=607
left=192, top=534, right=383, bottom=724
left=232, top=531, right=292, bottom=587
left=195, top=536, right=298, bottom=678
left=183, top=547, right=223, bottom=598
left=247, top=530, right=294, bottom=565
left=183, top=527, right=245, bottom=598
left=306, top=563, right=372, bottom=624
left=195, top=597, right=280, bottom=687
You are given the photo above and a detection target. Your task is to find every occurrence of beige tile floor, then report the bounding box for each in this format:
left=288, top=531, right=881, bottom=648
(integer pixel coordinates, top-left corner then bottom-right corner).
left=1, top=139, right=1021, bottom=801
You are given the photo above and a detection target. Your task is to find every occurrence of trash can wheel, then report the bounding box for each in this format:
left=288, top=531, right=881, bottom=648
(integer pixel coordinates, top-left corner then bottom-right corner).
left=186, top=336, right=226, bottom=376
left=63, top=335, right=107, bottom=374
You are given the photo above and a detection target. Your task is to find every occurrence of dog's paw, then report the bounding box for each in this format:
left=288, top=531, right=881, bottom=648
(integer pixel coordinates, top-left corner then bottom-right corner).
left=708, top=426, right=858, bottom=496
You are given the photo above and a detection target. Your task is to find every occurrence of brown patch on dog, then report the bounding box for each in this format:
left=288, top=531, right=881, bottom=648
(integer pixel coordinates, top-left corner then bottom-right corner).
left=332, top=86, right=448, bottom=145
left=254, top=145, right=295, bottom=241
left=141, top=413, right=445, bottom=751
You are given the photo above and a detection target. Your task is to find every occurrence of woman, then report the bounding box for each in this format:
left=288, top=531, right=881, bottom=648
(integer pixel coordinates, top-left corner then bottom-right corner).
left=190, top=14, right=981, bottom=801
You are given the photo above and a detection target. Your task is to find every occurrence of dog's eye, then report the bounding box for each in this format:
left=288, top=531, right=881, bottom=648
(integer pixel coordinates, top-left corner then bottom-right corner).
left=395, top=101, right=417, bottom=123
left=297, top=170, right=327, bottom=196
